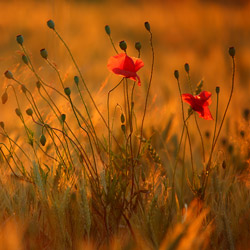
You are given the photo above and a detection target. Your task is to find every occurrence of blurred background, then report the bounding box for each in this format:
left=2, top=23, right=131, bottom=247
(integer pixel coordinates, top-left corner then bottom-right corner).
left=0, top=0, right=249, bottom=137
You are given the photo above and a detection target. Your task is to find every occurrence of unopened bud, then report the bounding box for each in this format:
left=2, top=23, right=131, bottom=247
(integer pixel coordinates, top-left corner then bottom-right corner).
left=144, top=21, right=151, bottom=32
left=47, top=19, right=55, bottom=30
left=22, top=54, right=28, bottom=65
left=184, top=63, right=190, bottom=73
left=61, top=114, right=66, bottom=123
left=40, top=48, right=48, bottom=59
left=26, top=108, right=33, bottom=116
left=15, top=108, right=22, bottom=117
left=2, top=92, right=8, bottom=104
left=64, top=87, right=71, bottom=96
left=36, top=81, right=41, bottom=89
left=119, top=40, right=127, bottom=52
left=216, top=86, right=220, bottom=94
left=135, top=42, right=141, bottom=51
left=21, top=85, right=27, bottom=93
left=229, top=47, right=235, bottom=58
left=105, top=25, right=111, bottom=36
left=0, top=122, right=4, bottom=130
left=121, top=114, right=125, bottom=123
left=4, top=70, right=13, bottom=79
left=174, top=70, right=179, bottom=80
left=40, top=134, right=46, bottom=146
left=74, top=76, right=79, bottom=85
left=16, top=35, right=24, bottom=45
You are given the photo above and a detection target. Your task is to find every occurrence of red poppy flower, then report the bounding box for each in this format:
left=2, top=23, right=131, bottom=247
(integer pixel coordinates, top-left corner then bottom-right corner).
left=107, top=53, right=144, bottom=86
left=182, top=91, right=213, bottom=120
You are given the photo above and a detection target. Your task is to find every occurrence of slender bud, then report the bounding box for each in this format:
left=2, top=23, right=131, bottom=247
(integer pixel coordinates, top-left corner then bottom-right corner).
left=36, top=81, right=41, bottom=89
left=40, top=48, right=48, bottom=59
left=4, top=70, right=13, bottom=79
left=135, top=42, right=141, bottom=52
left=119, top=40, right=127, bottom=52
left=2, top=92, right=8, bottom=104
left=144, top=21, right=151, bottom=32
left=184, top=63, right=190, bottom=73
left=22, top=54, right=28, bottom=65
left=174, top=70, right=179, bottom=80
left=216, top=86, right=220, bottom=94
left=40, top=134, right=46, bottom=146
left=47, top=19, right=55, bottom=30
left=15, top=108, right=22, bottom=117
left=0, top=122, right=4, bottom=130
left=121, top=124, right=126, bottom=134
left=61, top=114, right=66, bottom=123
left=121, top=114, right=125, bottom=123
left=229, top=47, right=235, bottom=58
left=105, top=25, right=111, bottom=36
left=21, top=85, right=27, bottom=93
left=16, top=35, right=24, bottom=45
left=26, top=108, right=33, bottom=116
left=64, top=87, right=71, bottom=96
left=74, top=76, right=79, bottom=85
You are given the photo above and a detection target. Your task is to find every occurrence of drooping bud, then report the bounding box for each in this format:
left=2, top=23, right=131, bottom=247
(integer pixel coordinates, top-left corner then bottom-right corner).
left=216, top=86, right=220, bottom=94
left=74, top=76, right=79, bottom=85
left=16, top=35, right=24, bottom=45
left=22, top=54, right=28, bottom=65
left=40, top=48, right=48, bottom=59
left=105, top=25, right=111, bottom=36
left=2, top=92, right=8, bottom=104
left=135, top=42, right=141, bottom=52
left=144, top=21, right=151, bottom=32
left=64, top=87, right=71, bottom=96
left=119, top=40, right=127, bottom=52
left=26, top=108, right=33, bottom=116
left=229, top=47, right=235, bottom=58
left=61, top=114, right=66, bottom=123
left=184, top=63, right=190, bottom=73
left=0, top=122, right=4, bottom=130
left=15, top=108, right=22, bottom=117
left=21, top=85, right=27, bottom=94
left=4, top=70, right=14, bottom=79
left=47, top=19, right=55, bottom=30
left=40, top=134, right=46, bottom=146
left=174, top=70, right=179, bottom=80
left=36, top=81, right=41, bottom=89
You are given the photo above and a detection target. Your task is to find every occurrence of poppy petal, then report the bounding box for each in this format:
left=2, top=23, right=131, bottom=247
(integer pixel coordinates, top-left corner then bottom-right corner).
left=198, top=91, right=212, bottom=106
left=201, top=106, right=213, bottom=120
left=182, top=93, right=196, bottom=109
left=133, top=58, right=144, bottom=72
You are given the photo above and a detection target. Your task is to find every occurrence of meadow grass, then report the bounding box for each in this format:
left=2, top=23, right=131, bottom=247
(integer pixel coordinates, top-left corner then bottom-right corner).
left=0, top=2, right=250, bottom=249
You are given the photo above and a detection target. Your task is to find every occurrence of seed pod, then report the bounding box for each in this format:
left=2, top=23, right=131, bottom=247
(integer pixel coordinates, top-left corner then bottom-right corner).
left=144, top=21, right=151, bottom=32
left=121, top=124, right=126, bottom=134
left=36, top=81, right=41, bottom=89
left=15, top=108, right=22, bottom=117
left=184, top=63, right=190, bottom=73
left=135, top=42, right=141, bottom=51
left=4, top=70, right=13, bottom=79
left=74, top=76, right=79, bottom=85
left=0, top=122, right=5, bottom=129
left=216, top=86, right=220, bottom=94
left=22, top=54, right=28, bottom=65
left=174, top=70, right=179, bottom=80
left=228, top=47, right=235, bottom=58
left=64, top=87, right=71, bottom=96
left=61, top=114, right=66, bottom=123
left=40, top=48, right=48, bottom=59
left=121, top=114, right=125, bottom=124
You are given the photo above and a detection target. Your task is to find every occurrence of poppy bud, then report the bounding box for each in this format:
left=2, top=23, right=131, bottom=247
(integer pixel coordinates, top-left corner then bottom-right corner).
left=174, top=70, right=179, bottom=80
left=121, top=114, right=125, bottom=123
left=36, top=81, right=41, bottom=89
left=64, top=87, right=71, bottom=96
left=121, top=124, right=126, bottom=134
left=184, top=63, right=190, bottom=73
left=229, top=47, right=235, bottom=58
left=74, top=76, right=79, bottom=85
left=2, top=92, right=8, bottom=104
left=16, top=35, right=24, bottom=45
left=119, top=40, right=127, bottom=52
left=105, top=25, right=111, bottom=36
left=47, top=19, right=55, bottom=30
left=216, top=86, right=220, bottom=94
left=26, top=108, right=33, bottom=116
left=40, top=134, right=46, bottom=146
left=40, top=48, right=48, bottom=59
left=4, top=70, right=14, bottom=79
left=15, top=108, right=22, bottom=117
left=144, top=21, right=151, bottom=32
left=61, top=114, right=66, bottom=123
left=135, top=42, right=141, bottom=51
left=21, top=85, right=27, bottom=94
left=0, top=122, right=4, bottom=130
left=22, top=54, right=28, bottom=65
